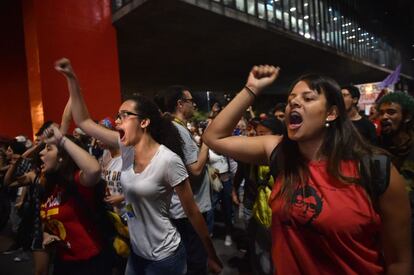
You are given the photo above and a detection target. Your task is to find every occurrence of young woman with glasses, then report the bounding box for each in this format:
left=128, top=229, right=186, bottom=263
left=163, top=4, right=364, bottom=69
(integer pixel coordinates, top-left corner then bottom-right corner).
left=54, top=58, right=222, bottom=275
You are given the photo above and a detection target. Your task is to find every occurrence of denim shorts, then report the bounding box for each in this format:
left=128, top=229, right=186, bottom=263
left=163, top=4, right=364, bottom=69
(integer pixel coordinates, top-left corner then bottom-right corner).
left=125, top=242, right=186, bottom=275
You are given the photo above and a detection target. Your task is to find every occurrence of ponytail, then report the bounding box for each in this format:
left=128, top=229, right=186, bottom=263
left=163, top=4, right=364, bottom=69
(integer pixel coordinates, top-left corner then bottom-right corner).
left=126, top=95, right=185, bottom=161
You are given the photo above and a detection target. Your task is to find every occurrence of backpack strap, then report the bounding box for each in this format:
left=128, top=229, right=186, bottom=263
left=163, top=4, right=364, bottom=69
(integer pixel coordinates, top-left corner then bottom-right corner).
left=371, top=154, right=391, bottom=197
left=361, top=154, right=391, bottom=198
left=269, top=144, right=281, bottom=179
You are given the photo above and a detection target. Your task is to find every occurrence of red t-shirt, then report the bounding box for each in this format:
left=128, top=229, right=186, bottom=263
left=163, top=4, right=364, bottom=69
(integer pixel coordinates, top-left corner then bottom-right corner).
left=372, top=119, right=382, bottom=137
left=40, top=171, right=102, bottom=261
left=269, top=160, right=384, bottom=275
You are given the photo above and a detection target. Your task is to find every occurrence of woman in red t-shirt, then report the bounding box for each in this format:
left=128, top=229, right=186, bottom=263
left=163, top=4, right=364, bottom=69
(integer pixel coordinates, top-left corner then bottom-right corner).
left=39, top=125, right=109, bottom=275
left=204, top=65, right=412, bottom=274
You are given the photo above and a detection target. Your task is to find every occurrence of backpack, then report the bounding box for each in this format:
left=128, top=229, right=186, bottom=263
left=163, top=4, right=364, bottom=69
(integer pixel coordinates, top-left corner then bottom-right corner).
left=360, top=154, right=391, bottom=198
left=252, top=165, right=274, bottom=228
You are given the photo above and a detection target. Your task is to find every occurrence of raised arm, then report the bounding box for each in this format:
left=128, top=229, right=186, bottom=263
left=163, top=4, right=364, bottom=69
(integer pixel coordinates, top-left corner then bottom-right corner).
left=43, top=125, right=101, bottom=187
left=4, top=153, right=21, bottom=186
left=60, top=97, right=72, bottom=135
left=379, top=165, right=412, bottom=275
left=54, top=58, right=119, bottom=148
left=203, top=65, right=282, bottom=165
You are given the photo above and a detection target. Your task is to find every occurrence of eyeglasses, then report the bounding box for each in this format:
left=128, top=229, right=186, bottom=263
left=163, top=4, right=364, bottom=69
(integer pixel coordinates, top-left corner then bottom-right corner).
left=181, top=98, right=195, bottom=104
left=115, top=111, right=140, bottom=121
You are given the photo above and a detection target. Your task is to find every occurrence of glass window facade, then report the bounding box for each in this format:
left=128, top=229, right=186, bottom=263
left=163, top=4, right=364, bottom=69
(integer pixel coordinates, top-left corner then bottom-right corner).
left=112, top=0, right=401, bottom=70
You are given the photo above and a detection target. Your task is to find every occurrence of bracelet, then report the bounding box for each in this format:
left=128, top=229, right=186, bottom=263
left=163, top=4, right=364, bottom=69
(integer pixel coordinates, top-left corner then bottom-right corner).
left=59, top=137, right=67, bottom=148
left=244, top=86, right=257, bottom=99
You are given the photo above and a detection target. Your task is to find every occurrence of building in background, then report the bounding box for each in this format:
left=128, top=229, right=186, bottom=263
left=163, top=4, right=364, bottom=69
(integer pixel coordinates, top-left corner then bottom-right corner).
left=1, top=0, right=413, bottom=137
left=112, top=0, right=414, bottom=113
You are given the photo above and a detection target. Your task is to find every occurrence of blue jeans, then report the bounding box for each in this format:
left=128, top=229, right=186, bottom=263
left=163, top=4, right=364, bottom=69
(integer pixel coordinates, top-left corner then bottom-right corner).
left=207, top=178, right=233, bottom=235
left=125, top=243, right=186, bottom=275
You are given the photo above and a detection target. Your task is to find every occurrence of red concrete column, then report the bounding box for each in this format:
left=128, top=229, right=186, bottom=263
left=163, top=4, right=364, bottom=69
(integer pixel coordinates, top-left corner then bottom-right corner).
left=22, top=0, right=122, bottom=136
left=0, top=1, right=32, bottom=138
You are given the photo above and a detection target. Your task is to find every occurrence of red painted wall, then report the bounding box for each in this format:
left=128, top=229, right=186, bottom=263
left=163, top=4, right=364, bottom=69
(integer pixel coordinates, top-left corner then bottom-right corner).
left=23, top=0, right=122, bottom=135
left=0, top=1, right=32, bottom=138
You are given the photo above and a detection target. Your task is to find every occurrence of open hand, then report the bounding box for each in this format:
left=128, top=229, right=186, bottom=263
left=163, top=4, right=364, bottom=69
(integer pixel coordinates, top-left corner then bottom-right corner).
left=245, top=65, right=280, bottom=96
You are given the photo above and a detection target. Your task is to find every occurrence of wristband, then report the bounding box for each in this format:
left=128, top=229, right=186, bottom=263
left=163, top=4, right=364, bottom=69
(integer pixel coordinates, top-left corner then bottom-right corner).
left=244, top=86, right=257, bottom=99
left=59, top=136, right=67, bottom=148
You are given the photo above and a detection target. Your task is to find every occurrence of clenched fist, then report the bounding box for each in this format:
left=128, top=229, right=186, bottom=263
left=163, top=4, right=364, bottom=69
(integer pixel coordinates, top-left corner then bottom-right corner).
left=55, top=58, right=76, bottom=78
left=245, top=65, right=280, bottom=96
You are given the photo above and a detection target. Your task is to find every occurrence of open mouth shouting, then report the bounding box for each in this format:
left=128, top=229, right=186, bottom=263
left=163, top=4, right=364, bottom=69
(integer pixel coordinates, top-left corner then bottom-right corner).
left=380, top=120, right=392, bottom=133
left=288, top=111, right=303, bottom=130
left=117, top=128, right=126, bottom=143
left=39, top=156, right=48, bottom=172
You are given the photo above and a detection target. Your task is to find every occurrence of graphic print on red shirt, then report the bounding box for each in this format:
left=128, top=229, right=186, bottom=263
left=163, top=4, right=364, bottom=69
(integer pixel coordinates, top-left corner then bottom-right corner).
left=269, top=160, right=384, bottom=275
left=40, top=171, right=102, bottom=261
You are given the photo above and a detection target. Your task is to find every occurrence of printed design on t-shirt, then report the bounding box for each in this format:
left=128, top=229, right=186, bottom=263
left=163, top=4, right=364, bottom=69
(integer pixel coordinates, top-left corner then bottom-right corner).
left=102, top=169, right=122, bottom=195
left=40, top=192, right=62, bottom=219
left=46, top=219, right=67, bottom=241
left=289, top=185, right=323, bottom=227
left=41, top=192, right=71, bottom=247
left=124, top=203, right=136, bottom=220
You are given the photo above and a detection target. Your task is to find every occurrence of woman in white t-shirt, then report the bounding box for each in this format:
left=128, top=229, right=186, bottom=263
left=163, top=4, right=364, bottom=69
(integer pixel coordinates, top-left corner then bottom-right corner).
left=55, top=58, right=222, bottom=275
left=97, top=118, right=126, bottom=217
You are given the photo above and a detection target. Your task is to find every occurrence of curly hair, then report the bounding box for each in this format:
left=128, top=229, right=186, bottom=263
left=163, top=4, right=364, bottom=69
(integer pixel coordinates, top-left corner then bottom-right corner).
left=377, top=92, right=414, bottom=117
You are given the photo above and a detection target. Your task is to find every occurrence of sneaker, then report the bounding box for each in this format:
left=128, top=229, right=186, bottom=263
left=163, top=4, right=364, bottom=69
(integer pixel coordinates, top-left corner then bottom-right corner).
left=224, top=235, right=232, bottom=246
left=2, top=244, right=22, bottom=255
left=13, top=251, right=30, bottom=262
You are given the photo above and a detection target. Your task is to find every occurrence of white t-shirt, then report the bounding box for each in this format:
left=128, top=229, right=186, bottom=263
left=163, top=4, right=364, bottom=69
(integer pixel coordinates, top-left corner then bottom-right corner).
left=119, top=143, right=188, bottom=260
left=209, top=149, right=229, bottom=174
left=169, top=122, right=211, bottom=219
left=100, top=150, right=125, bottom=214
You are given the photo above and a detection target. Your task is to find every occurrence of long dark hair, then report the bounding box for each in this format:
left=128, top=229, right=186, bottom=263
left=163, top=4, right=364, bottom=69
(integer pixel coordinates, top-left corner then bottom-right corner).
left=125, top=94, right=185, bottom=161
left=44, top=135, right=82, bottom=199
left=273, top=74, right=385, bottom=206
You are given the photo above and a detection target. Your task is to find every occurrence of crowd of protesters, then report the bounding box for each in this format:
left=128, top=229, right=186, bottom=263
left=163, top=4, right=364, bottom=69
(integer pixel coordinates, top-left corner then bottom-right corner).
left=0, top=59, right=413, bottom=275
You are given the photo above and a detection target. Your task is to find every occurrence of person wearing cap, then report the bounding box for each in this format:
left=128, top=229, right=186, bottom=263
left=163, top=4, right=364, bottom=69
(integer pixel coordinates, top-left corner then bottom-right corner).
left=341, top=85, right=377, bottom=144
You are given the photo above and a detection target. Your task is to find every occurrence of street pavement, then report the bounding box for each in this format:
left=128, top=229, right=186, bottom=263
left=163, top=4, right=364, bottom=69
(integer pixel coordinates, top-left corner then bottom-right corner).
left=0, top=208, right=252, bottom=275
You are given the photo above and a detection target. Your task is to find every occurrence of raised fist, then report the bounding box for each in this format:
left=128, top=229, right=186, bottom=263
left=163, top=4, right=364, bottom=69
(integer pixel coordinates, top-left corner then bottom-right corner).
left=245, top=65, right=280, bottom=96
left=42, top=125, right=64, bottom=146
left=55, top=58, right=75, bottom=78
